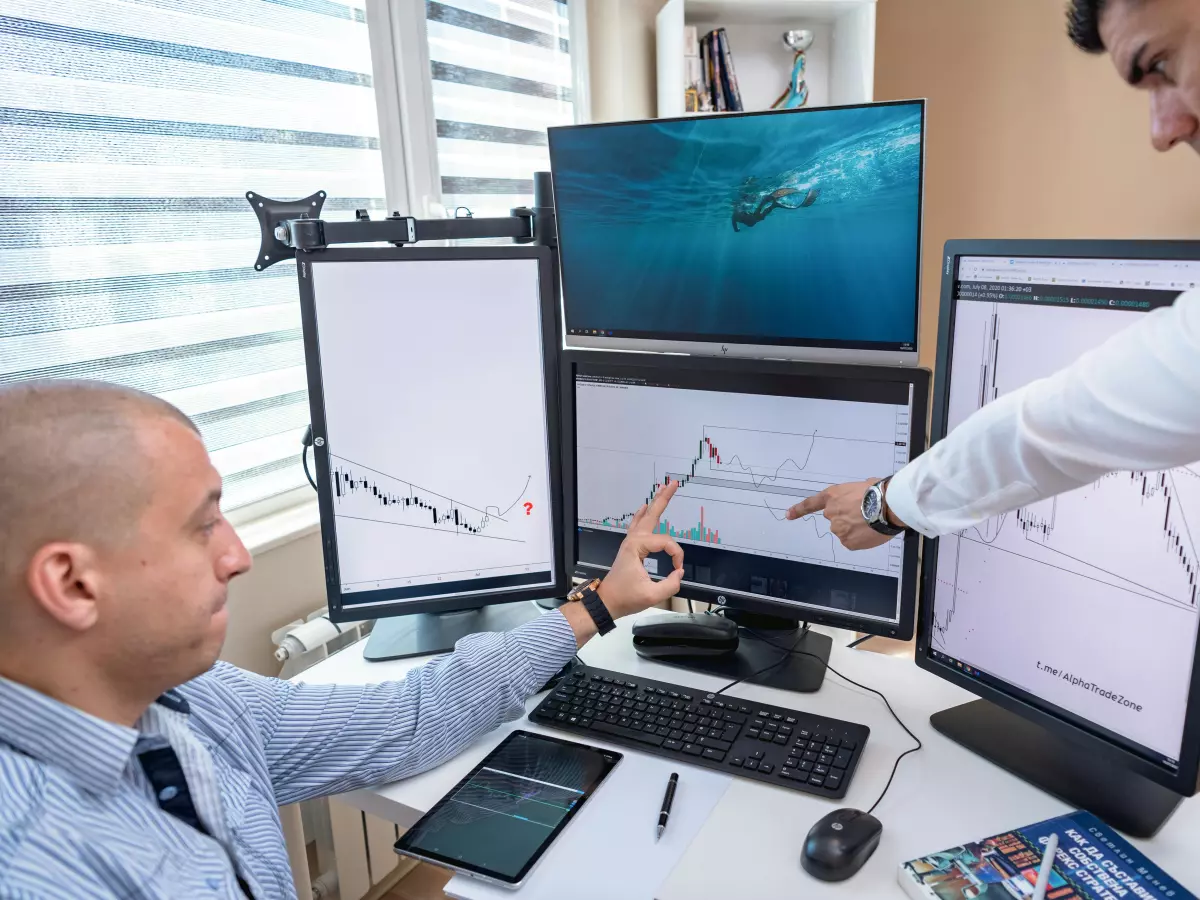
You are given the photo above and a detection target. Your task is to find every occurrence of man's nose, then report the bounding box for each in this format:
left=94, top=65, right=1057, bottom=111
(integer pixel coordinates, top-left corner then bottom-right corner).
left=1149, top=89, right=1199, bottom=152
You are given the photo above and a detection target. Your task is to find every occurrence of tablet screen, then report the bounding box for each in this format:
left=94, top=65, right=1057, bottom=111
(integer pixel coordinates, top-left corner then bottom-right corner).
left=395, top=731, right=620, bottom=885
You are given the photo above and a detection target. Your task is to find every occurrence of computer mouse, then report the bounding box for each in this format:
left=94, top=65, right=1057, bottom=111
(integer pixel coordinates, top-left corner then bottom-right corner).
left=801, top=808, right=882, bottom=882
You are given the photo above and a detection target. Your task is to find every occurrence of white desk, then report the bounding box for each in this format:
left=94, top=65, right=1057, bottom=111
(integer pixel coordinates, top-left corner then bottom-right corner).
left=297, top=609, right=1200, bottom=898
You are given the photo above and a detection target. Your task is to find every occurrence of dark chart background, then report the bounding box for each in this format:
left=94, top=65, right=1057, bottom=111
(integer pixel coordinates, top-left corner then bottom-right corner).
left=403, top=734, right=612, bottom=879
left=552, top=103, right=923, bottom=348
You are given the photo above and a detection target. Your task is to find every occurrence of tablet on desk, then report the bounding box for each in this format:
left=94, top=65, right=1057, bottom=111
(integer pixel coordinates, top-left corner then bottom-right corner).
left=394, top=730, right=621, bottom=889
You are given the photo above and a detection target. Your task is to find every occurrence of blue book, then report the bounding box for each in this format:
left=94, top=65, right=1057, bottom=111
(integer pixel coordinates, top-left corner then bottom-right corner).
left=899, top=810, right=1195, bottom=899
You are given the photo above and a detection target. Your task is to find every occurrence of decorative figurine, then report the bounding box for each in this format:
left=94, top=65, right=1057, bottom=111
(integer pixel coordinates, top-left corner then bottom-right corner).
left=772, top=29, right=814, bottom=110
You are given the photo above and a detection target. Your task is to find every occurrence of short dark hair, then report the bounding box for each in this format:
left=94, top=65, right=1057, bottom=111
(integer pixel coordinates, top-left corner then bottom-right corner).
left=1067, top=0, right=1108, bottom=53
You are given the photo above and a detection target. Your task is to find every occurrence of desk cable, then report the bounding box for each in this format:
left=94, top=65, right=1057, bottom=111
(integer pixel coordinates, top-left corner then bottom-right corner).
left=709, top=613, right=923, bottom=816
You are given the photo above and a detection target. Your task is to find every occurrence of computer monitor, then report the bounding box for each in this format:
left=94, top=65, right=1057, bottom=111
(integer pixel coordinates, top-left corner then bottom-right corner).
left=917, top=239, right=1200, bottom=836
left=561, top=351, right=928, bottom=690
left=549, top=100, right=926, bottom=365
left=299, top=246, right=568, bottom=660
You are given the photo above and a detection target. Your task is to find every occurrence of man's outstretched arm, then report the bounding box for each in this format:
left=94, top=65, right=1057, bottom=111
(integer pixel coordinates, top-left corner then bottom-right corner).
left=788, top=289, right=1200, bottom=546
left=212, top=483, right=686, bottom=805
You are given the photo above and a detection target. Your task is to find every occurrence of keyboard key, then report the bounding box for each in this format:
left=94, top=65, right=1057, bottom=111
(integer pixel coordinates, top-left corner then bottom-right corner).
left=746, top=729, right=760, bottom=740
left=579, top=719, right=592, bottom=729
left=751, top=719, right=765, bottom=729
left=763, top=722, right=778, bottom=732
left=752, top=749, right=764, bottom=760
left=759, top=763, right=774, bottom=774
left=592, top=720, right=664, bottom=747
left=635, top=702, right=648, bottom=712
left=834, top=749, right=853, bottom=768
left=773, top=735, right=788, bottom=746
left=723, top=712, right=747, bottom=725
left=682, top=743, right=702, bottom=756
left=697, top=736, right=732, bottom=752
left=644, top=723, right=659, bottom=734
left=555, top=712, right=567, bottom=721
left=684, top=714, right=699, bottom=724
left=712, top=700, right=725, bottom=709
left=702, top=747, right=726, bottom=762
left=819, top=754, right=834, bottom=766
left=808, top=740, right=824, bottom=751
left=567, top=715, right=579, bottom=725
left=825, top=773, right=842, bottom=791
left=759, top=732, right=774, bottom=743
left=681, top=694, right=693, bottom=701
left=664, top=740, right=684, bottom=752
left=803, top=751, right=818, bottom=763
left=813, top=765, right=830, bottom=777
left=809, top=774, right=825, bottom=787
left=798, top=729, right=811, bottom=740
left=743, top=760, right=759, bottom=771
left=757, top=710, right=771, bottom=718
left=656, top=716, right=670, bottom=727
left=668, top=691, right=680, bottom=699
left=739, top=706, right=750, bottom=714
left=785, top=716, right=797, bottom=725
left=785, top=757, right=799, bottom=768
left=656, top=727, right=671, bottom=737
left=814, top=733, right=827, bottom=743
left=842, top=739, right=857, bottom=752
left=823, top=744, right=839, bottom=756
left=779, top=725, right=793, bottom=736
left=730, top=757, right=744, bottom=767
left=682, top=723, right=696, bottom=734
left=720, top=725, right=741, bottom=743
left=780, top=768, right=795, bottom=780
left=669, top=729, right=683, bottom=741
left=799, top=760, right=814, bottom=772
left=825, top=736, right=842, bottom=748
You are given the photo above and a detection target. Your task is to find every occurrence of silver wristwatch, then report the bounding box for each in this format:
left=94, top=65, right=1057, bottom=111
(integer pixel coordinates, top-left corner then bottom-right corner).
left=862, top=477, right=904, bottom=536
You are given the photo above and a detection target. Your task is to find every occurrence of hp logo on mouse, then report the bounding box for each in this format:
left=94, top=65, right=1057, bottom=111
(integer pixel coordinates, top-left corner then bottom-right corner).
left=831, top=822, right=844, bottom=831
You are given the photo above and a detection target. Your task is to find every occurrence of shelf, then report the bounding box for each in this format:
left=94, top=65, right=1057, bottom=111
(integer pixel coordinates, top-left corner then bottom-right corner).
left=656, top=0, right=875, bottom=117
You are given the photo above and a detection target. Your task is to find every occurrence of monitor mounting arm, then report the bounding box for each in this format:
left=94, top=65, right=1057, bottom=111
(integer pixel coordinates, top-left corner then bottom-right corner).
left=247, top=172, right=557, bottom=271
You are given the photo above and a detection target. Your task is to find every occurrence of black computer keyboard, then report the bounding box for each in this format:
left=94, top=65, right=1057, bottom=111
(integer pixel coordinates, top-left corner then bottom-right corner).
left=529, top=664, right=869, bottom=799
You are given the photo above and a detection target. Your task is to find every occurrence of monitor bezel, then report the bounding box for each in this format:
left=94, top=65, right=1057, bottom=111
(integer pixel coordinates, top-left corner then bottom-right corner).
left=916, top=238, right=1200, bottom=796
left=561, top=350, right=929, bottom=640
left=550, top=99, right=927, bottom=366
left=298, top=246, right=571, bottom=624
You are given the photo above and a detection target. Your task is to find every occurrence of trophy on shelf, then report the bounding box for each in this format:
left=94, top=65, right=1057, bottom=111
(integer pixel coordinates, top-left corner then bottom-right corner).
left=772, top=29, right=814, bottom=110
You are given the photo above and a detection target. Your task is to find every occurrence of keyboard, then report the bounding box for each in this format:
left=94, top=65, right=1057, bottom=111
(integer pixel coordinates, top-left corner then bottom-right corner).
left=529, top=664, right=869, bottom=799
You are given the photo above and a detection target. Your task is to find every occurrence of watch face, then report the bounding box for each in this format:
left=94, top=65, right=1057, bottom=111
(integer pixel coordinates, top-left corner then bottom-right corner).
left=862, top=486, right=882, bottom=522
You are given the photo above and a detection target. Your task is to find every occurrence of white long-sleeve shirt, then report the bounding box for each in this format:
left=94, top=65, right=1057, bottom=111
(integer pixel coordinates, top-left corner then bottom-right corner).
left=886, top=288, right=1200, bottom=538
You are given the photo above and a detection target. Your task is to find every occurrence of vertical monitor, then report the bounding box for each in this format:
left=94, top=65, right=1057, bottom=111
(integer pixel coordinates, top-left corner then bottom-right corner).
left=550, top=100, right=925, bottom=364
left=300, top=248, right=566, bottom=621
left=564, top=353, right=927, bottom=639
left=919, top=242, right=1200, bottom=789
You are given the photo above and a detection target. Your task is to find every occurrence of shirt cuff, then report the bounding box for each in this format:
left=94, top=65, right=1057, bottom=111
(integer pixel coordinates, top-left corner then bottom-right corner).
left=886, top=464, right=937, bottom=538
left=504, top=609, right=579, bottom=693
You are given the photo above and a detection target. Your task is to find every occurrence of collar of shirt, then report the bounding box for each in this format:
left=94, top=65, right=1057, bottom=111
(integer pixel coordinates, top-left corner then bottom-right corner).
left=0, top=675, right=188, bottom=796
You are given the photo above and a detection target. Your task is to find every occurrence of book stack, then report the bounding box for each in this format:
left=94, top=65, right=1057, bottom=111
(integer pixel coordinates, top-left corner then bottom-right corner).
left=697, top=27, right=743, bottom=113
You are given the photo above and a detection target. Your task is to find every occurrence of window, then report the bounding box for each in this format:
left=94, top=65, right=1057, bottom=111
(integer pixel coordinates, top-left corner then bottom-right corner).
left=0, top=0, right=387, bottom=511
left=424, top=0, right=574, bottom=217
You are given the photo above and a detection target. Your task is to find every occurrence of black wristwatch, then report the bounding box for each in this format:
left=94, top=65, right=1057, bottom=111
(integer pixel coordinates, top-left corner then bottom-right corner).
left=862, top=477, right=905, bottom=537
left=566, top=578, right=616, bottom=636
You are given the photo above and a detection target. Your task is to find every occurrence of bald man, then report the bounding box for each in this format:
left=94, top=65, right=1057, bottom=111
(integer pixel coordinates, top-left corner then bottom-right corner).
left=787, top=0, right=1200, bottom=550
left=0, top=380, right=685, bottom=899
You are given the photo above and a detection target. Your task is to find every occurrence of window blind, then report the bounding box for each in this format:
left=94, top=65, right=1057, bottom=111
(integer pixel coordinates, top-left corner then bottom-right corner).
left=0, top=0, right=387, bottom=511
left=425, top=0, right=573, bottom=217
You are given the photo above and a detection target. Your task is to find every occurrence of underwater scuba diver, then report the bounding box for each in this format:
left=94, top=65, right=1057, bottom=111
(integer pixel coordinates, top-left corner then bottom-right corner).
left=731, top=175, right=821, bottom=231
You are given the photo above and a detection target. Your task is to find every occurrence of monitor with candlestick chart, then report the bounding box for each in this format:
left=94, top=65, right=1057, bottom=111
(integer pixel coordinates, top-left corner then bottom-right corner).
left=300, top=247, right=567, bottom=643
left=920, top=245, right=1200, bottom=783
left=564, top=353, right=928, bottom=639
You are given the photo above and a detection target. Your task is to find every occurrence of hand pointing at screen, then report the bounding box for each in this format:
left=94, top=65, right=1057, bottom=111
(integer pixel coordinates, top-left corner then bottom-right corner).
left=786, top=478, right=907, bottom=551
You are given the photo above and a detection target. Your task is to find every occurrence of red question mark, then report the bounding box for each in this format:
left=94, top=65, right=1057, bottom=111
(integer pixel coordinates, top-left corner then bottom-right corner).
left=523, top=502, right=533, bottom=515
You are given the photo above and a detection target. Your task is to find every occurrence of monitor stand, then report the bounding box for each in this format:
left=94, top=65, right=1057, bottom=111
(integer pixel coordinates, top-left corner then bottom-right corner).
left=652, top=610, right=832, bottom=693
left=363, top=600, right=546, bottom=662
left=931, top=698, right=1182, bottom=838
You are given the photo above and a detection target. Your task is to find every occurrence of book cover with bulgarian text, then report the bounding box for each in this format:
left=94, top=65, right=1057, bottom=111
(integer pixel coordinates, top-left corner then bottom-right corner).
left=899, top=810, right=1194, bottom=899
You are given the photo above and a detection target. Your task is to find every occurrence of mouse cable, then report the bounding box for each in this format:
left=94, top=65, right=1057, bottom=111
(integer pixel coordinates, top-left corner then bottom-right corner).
left=712, top=623, right=810, bottom=696
left=725, top=623, right=923, bottom=816
left=301, top=424, right=318, bottom=491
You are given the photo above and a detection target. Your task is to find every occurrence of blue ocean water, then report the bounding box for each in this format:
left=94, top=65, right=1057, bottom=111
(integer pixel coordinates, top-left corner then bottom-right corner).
left=550, top=103, right=923, bottom=345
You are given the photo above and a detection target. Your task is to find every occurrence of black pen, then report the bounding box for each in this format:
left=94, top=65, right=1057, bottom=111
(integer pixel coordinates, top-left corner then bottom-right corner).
left=657, top=772, right=679, bottom=842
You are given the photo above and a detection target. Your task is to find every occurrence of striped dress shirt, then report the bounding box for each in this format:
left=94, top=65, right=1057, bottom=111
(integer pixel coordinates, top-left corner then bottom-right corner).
left=0, top=611, right=577, bottom=899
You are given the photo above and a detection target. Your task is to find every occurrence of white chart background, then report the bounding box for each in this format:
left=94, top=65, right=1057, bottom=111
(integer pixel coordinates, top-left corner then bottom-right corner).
left=312, top=258, right=556, bottom=598
left=576, top=380, right=911, bottom=581
left=933, top=298, right=1200, bottom=762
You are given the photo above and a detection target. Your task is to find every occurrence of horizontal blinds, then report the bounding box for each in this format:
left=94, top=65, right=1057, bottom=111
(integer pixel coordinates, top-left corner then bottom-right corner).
left=0, top=0, right=387, bottom=511
left=425, top=0, right=573, bottom=216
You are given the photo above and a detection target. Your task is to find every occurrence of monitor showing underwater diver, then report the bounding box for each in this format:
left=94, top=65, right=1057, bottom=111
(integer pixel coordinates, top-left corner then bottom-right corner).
left=549, top=100, right=926, bottom=365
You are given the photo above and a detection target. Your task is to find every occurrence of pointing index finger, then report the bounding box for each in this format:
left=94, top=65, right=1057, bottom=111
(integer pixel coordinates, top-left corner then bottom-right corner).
left=786, top=491, right=828, bottom=520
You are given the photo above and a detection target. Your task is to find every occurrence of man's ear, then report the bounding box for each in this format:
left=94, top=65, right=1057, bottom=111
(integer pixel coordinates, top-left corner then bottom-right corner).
left=25, top=542, right=103, bottom=632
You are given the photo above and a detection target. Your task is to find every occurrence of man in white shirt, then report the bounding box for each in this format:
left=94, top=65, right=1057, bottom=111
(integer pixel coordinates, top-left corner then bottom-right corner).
left=787, top=0, right=1200, bottom=549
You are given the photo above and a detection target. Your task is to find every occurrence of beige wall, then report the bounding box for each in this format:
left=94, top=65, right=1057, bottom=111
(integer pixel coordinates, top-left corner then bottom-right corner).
left=220, top=532, right=327, bottom=676
left=873, top=0, right=1200, bottom=367
left=586, top=0, right=661, bottom=120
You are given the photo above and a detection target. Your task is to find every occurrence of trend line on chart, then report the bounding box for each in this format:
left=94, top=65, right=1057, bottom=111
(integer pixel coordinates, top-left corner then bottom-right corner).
left=330, top=455, right=530, bottom=540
